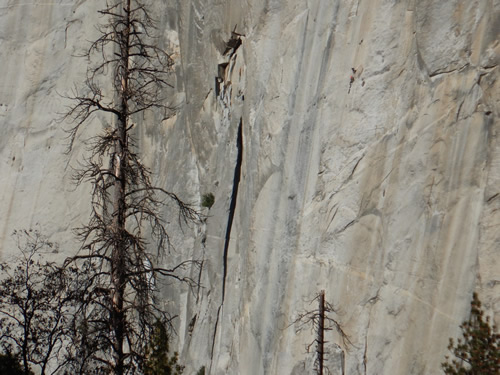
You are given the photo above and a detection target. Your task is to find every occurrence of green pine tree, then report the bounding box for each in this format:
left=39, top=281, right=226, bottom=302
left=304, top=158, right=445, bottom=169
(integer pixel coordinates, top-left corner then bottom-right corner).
left=143, top=320, right=184, bottom=375
left=442, top=293, right=500, bottom=374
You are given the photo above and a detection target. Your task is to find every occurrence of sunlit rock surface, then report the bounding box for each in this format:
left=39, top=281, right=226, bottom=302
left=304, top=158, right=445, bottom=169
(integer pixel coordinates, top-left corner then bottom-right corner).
left=0, top=1, right=498, bottom=374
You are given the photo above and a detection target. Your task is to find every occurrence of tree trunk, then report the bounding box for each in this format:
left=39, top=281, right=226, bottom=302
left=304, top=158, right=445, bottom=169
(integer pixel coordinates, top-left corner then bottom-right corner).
left=111, top=1, right=131, bottom=374
left=22, top=322, right=29, bottom=375
left=318, top=290, right=325, bottom=375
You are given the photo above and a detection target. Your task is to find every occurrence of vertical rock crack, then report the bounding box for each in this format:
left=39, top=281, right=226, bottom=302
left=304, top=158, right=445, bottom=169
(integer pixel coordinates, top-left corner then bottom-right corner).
left=210, top=118, right=243, bottom=366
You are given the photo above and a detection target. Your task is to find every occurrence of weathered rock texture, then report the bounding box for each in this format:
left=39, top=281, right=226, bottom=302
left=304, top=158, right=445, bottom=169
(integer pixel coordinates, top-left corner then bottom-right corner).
left=0, top=0, right=499, bottom=374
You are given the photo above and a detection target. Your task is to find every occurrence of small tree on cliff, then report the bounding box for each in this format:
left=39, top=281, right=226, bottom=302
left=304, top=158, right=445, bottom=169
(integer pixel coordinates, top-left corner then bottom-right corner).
left=290, top=291, right=352, bottom=375
left=64, top=1, right=201, bottom=373
left=442, top=293, right=500, bottom=375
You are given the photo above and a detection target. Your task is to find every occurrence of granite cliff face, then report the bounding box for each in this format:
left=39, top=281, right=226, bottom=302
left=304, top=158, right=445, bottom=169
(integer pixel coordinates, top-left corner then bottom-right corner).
left=0, top=1, right=499, bottom=374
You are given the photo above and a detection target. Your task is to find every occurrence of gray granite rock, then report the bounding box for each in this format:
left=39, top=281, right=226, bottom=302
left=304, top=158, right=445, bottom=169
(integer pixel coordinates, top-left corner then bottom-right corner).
left=0, top=1, right=498, bottom=374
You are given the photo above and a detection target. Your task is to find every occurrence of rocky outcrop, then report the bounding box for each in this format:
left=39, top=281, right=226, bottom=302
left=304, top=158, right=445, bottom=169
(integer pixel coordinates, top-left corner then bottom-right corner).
left=0, top=1, right=498, bottom=374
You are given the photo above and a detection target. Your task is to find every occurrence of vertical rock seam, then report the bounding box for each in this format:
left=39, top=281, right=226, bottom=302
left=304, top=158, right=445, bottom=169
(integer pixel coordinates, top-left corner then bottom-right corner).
left=210, top=118, right=243, bottom=365
left=222, top=118, right=243, bottom=299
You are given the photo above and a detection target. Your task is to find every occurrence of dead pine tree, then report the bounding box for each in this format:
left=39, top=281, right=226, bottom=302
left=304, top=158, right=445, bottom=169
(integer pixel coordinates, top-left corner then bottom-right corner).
left=63, top=1, right=202, bottom=374
left=318, top=291, right=326, bottom=375
left=291, top=290, right=352, bottom=375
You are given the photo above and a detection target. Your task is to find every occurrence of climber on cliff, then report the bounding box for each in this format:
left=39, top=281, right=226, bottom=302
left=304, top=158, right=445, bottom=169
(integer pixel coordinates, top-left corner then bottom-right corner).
left=348, top=71, right=355, bottom=93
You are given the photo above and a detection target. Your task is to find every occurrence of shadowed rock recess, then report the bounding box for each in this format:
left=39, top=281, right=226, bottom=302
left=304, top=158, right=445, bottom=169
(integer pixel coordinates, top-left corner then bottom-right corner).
left=0, top=1, right=498, bottom=374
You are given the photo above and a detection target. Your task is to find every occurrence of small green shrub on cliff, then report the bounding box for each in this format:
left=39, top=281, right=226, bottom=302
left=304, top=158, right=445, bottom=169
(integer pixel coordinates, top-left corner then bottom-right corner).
left=201, top=193, right=215, bottom=209
left=442, top=293, right=499, bottom=374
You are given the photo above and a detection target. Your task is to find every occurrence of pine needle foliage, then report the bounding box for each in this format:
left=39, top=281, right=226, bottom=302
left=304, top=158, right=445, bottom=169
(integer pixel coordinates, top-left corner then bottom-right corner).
left=143, top=320, right=183, bottom=375
left=442, top=293, right=500, bottom=375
